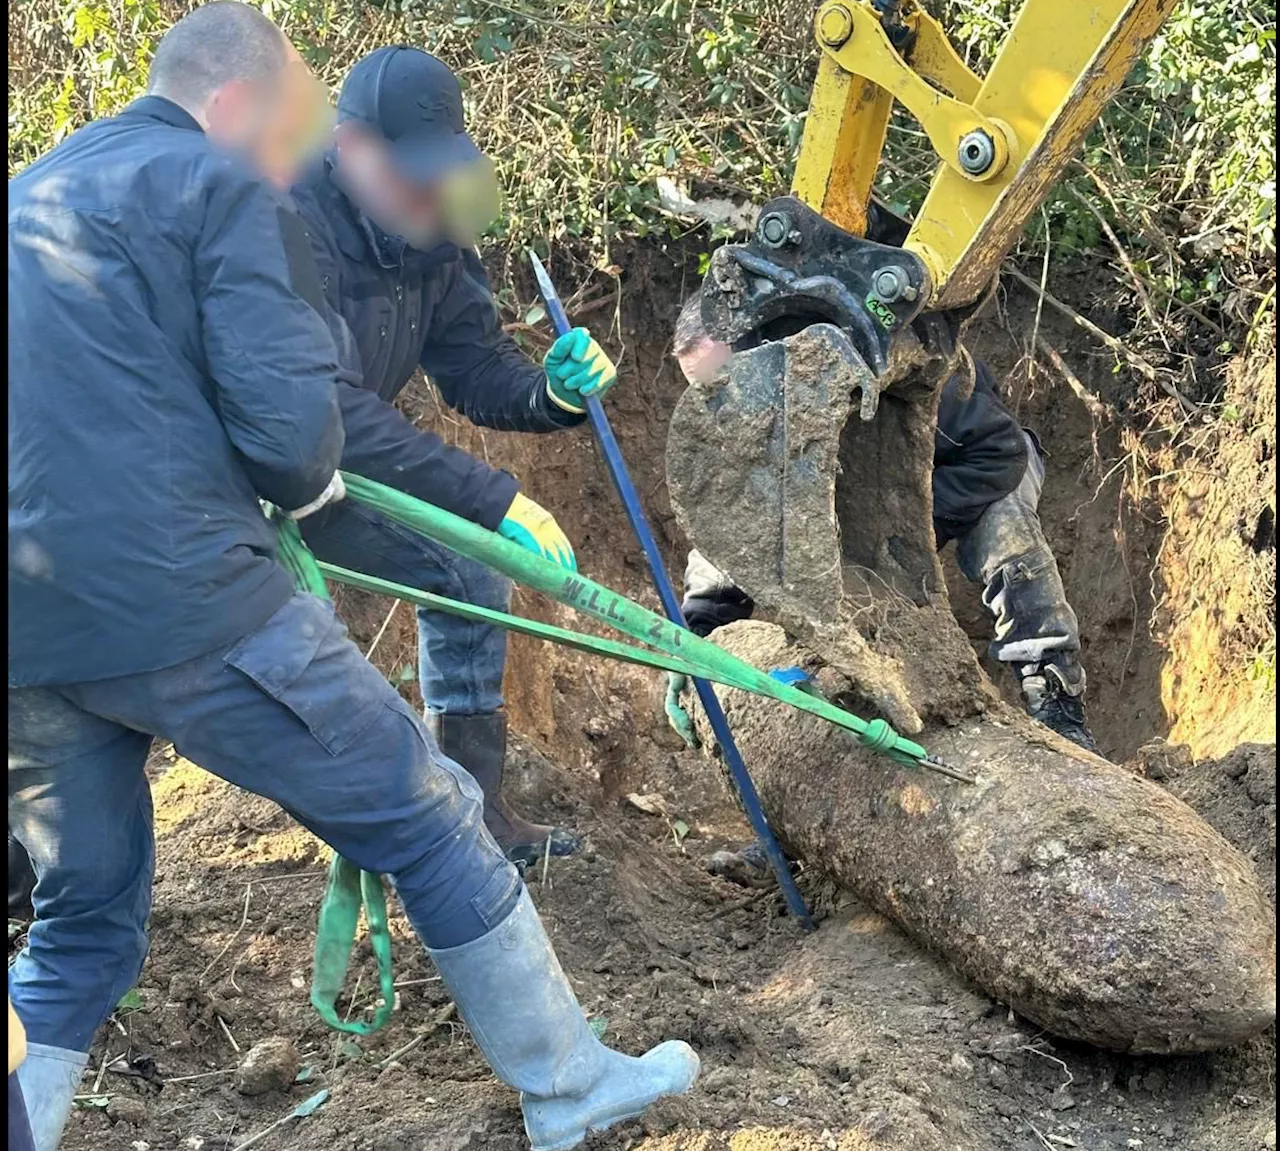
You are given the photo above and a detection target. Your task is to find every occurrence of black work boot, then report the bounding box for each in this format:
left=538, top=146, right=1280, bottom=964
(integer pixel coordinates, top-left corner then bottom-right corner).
left=9, top=831, right=36, bottom=922
left=425, top=713, right=582, bottom=870
left=1017, top=656, right=1101, bottom=755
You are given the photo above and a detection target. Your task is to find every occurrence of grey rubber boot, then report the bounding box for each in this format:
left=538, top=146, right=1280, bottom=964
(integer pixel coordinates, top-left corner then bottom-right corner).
left=425, top=713, right=582, bottom=869
left=15, top=1043, right=88, bottom=1151
left=429, top=888, right=699, bottom=1151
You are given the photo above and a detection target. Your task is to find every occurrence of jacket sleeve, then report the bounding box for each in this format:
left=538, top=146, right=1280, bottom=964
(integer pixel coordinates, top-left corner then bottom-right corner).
left=195, top=167, right=345, bottom=512
left=931, top=361, right=1029, bottom=537
left=420, top=250, right=586, bottom=433
left=304, top=224, right=520, bottom=529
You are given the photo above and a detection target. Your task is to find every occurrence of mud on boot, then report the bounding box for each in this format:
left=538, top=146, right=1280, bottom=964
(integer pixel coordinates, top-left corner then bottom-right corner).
left=429, top=888, right=699, bottom=1151
left=425, top=712, right=582, bottom=869
left=1018, top=655, right=1101, bottom=755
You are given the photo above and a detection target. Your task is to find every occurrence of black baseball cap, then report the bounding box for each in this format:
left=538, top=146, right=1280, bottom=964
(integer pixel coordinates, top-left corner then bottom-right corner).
left=336, top=46, right=483, bottom=183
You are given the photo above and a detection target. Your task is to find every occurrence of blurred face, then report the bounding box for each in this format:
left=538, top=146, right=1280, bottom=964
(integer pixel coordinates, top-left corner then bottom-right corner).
left=333, top=124, right=501, bottom=250
left=333, top=124, right=441, bottom=247
left=204, top=45, right=332, bottom=188
left=677, top=335, right=733, bottom=385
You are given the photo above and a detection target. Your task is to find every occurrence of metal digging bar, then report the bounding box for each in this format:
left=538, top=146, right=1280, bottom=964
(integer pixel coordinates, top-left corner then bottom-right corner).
left=528, top=251, right=816, bottom=930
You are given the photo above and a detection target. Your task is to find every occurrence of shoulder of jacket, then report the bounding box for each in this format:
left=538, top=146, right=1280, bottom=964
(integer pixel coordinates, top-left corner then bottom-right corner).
left=10, top=120, right=217, bottom=225
left=452, top=246, right=497, bottom=294
left=293, top=163, right=376, bottom=267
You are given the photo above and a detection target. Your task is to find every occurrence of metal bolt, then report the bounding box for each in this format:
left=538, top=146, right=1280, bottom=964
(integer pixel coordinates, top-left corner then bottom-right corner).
left=957, top=130, right=996, bottom=176
left=758, top=212, right=794, bottom=248
left=871, top=265, right=917, bottom=304
left=818, top=4, right=854, bottom=48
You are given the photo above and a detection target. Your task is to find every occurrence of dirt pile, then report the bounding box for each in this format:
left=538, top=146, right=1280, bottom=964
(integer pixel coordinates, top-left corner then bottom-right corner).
left=54, top=730, right=1275, bottom=1151
left=1145, top=349, right=1277, bottom=757
left=1133, top=739, right=1277, bottom=904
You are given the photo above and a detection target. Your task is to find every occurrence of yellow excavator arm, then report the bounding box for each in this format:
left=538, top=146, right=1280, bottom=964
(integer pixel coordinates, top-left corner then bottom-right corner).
left=793, top=0, right=1178, bottom=310
left=670, top=0, right=1183, bottom=673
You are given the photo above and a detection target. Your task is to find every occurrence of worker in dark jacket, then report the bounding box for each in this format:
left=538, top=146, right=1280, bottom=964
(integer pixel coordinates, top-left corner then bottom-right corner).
left=7, top=9, right=696, bottom=1148
left=670, top=295, right=1096, bottom=755
left=289, top=47, right=614, bottom=867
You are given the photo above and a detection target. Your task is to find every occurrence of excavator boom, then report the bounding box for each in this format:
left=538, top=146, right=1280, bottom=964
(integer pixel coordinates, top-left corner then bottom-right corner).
left=665, top=0, right=1179, bottom=724
left=795, top=0, right=1178, bottom=310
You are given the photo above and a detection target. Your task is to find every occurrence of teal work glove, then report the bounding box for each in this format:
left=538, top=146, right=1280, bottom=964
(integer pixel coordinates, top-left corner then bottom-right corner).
left=544, top=327, right=617, bottom=414
left=664, top=672, right=699, bottom=750
left=498, top=492, right=577, bottom=571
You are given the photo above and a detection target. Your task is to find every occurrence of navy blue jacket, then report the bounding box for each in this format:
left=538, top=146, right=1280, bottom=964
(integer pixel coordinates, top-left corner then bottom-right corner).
left=9, top=97, right=345, bottom=687
left=290, top=159, right=583, bottom=531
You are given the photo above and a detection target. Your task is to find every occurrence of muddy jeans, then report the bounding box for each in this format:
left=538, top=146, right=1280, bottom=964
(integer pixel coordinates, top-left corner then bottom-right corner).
left=7, top=593, right=521, bottom=1055
left=955, top=432, right=1080, bottom=666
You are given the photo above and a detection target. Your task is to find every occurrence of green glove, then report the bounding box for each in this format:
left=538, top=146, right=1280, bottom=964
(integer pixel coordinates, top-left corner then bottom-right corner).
left=544, top=327, right=617, bottom=414
left=664, top=672, right=699, bottom=750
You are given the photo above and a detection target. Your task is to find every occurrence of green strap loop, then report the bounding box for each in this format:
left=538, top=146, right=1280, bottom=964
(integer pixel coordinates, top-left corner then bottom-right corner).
left=309, top=856, right=396, bottom=1035
left=272, top=511, right=397, bottom=1036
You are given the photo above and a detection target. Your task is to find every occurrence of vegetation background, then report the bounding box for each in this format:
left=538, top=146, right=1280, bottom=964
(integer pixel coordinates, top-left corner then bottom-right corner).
left=7, top=15, right=1277, bottom=1149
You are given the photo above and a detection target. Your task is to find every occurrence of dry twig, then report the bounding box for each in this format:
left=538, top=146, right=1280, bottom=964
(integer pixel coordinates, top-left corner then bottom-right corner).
left=92, top=1050, right=116, bottom=1094
left=199, top=884, right=253, bottom=983
left=377, top=1033, right=426, bottom=1069
left=216, top=1015, right=241, bottom=1054
left=1005, top=266, right=1197, bottom=413
left=1064, top=184, right=1169, bottom=348
left=1036, top=338, right=1111, bottom=424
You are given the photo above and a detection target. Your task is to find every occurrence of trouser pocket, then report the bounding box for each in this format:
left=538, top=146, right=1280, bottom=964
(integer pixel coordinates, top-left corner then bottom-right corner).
left=224, top=593, right=383, bottom=756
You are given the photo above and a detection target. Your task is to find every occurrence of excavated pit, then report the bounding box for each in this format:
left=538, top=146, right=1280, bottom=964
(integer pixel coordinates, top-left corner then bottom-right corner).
left=666, top=314, right=1275, bottom=1054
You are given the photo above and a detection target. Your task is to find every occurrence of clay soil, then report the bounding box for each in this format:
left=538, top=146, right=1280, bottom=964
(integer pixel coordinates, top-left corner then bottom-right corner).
left=41, top=244, right=1276, bottom=1151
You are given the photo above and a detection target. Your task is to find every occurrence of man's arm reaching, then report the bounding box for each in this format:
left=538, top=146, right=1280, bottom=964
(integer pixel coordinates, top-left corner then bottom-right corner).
left=421, top=250, right=587, bottom=433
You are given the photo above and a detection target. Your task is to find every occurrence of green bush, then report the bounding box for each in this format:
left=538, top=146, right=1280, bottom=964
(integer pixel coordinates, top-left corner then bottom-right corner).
left=7, top=0, right=1276, bottom=353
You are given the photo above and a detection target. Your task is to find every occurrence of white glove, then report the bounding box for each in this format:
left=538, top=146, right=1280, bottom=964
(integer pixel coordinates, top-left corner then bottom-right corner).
left=287, top=472, right=346, bottom=521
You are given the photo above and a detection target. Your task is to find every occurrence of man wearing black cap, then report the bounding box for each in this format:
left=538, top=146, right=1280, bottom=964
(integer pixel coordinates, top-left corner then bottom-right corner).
left=291, top=46, right=617, bottom=870
left=11, top=19, right=699, bottom=1144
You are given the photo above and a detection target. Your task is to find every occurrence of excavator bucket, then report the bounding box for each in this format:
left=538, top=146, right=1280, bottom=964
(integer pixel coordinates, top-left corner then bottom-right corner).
left=665, top=299, right=990, bottom=733
left=667, top=321, right=939, bottom=621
